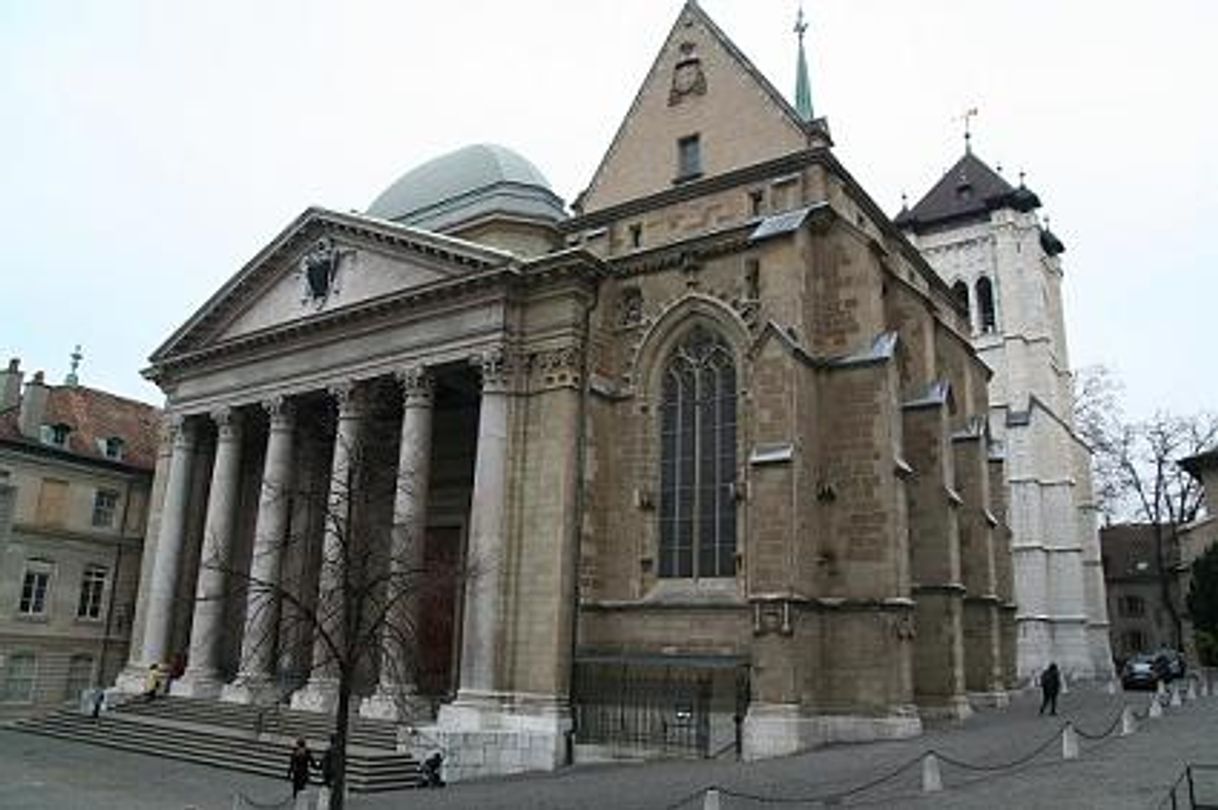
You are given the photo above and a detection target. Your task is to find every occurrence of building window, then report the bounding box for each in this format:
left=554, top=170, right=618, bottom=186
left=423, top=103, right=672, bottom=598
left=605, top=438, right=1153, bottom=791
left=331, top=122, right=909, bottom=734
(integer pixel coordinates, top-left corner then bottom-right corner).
left=19, top=562, right=52, bottom=616
left=101, top=437, right=125, bottom=460
left=951, top=280, right=970, bottom=315
left=676, top=134, right=702, bottom=181
left=749, top=190, right=764, bottom=217
left=658, top=326, right=737, bottom=578
left=1, top=653, right=36, bottom=702
left=77, top=565, right=107, bottom=620
left=1124, top=630, right=1147, bottom=653
left=629, top=223, right=643, bottom=249
left=1119, top=594, right=1146, bottom=618
left=41, top=423, right=71, bottom=447
left=64, top=654, right=95, bottom=701
left=976, top=276, right=996, bottom=333
left=92, top=489, right=119, bottom=528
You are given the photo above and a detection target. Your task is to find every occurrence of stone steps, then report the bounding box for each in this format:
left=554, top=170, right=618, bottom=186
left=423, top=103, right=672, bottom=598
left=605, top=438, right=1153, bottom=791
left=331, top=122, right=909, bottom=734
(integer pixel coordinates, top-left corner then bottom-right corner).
left=116, top=695, right=400, bottom=750
left=11, top=707, right=423, bottom=793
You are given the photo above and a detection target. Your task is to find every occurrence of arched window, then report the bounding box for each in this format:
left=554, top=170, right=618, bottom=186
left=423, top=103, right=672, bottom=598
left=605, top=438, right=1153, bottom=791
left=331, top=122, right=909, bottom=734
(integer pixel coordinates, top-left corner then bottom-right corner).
left=951, top=280, right=970, bottom=315
left=976, top=276, right=996, bottom=333
left=658, top=326, right=737, bottom=578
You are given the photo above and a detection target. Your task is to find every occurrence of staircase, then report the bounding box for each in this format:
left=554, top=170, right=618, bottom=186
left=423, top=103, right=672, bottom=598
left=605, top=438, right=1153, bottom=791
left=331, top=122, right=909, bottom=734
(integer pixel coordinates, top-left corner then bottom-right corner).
left=11, top=695, right=424, bottom=793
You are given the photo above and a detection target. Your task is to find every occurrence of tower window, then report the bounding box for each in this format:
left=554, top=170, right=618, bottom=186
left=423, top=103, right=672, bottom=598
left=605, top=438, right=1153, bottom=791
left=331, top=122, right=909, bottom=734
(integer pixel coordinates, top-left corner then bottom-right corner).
left=658, top=326, right=737, bottom=579
left=629, top=223, right=643, bottom=249
left=951, top=280, right=970, bottom=316
left=976, top=276, right=996, bottom=333
left=676, top=134, right=702, bottom=182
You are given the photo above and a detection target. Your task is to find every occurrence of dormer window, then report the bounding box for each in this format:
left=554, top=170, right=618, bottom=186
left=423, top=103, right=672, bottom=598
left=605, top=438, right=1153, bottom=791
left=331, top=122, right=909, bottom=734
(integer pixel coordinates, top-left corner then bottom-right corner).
left=101, top=436, right=125, bottom=460
left=676, top=134, right=702, bottom=182
left=41, top=423, right=71, bottom=448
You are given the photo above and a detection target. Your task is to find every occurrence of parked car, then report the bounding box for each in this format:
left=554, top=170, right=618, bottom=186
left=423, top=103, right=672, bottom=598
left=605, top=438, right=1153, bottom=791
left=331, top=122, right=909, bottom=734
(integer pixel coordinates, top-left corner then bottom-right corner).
left=1121, top=655, right=1161, bottom=690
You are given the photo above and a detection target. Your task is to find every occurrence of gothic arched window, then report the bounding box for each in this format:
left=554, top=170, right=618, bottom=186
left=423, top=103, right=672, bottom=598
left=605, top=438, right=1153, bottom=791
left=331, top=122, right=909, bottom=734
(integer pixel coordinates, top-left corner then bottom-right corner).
left=658, top=326, right=737, bottom=578
left=976, top=276, right=996, bottom=333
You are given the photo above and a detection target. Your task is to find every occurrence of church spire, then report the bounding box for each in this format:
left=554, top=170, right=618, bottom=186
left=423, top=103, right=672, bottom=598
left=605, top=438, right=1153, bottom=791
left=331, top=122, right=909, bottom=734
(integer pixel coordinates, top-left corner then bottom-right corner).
left=794, top=4, right=814, bottom=121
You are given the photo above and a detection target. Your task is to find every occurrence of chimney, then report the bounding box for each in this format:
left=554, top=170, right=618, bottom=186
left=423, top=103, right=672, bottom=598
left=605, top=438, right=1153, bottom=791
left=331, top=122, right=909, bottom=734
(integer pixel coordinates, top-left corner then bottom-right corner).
left=1, top=358, right=22, bottom=410
left=18, top=371, right=50, bottom=439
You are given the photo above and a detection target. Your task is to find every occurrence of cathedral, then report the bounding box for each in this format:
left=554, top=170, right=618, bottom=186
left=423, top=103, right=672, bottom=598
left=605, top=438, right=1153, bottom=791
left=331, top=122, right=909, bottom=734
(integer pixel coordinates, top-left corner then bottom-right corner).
left=115, top=3, right=1034, bottom=780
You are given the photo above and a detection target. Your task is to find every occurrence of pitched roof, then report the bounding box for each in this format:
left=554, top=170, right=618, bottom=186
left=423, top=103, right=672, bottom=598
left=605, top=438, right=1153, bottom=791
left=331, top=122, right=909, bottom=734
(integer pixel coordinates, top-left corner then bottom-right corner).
left=0, top=385, right=160, bottom=471
left=895, top=151, right=1040, bottom=234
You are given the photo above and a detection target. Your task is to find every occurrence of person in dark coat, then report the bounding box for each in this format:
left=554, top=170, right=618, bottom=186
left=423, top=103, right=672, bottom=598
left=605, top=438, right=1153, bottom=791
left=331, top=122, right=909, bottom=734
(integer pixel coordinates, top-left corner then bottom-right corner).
left=1039, top=662, right=1061, bottom=715
left=423, top=752, right=445, bottom=788
left=287, top=737, right=317, bottom=798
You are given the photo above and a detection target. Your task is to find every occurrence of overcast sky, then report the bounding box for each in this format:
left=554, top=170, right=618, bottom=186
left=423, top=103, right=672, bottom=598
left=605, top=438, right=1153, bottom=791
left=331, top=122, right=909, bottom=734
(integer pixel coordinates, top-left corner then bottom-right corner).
left=2, top=1, right=1215, bottom=420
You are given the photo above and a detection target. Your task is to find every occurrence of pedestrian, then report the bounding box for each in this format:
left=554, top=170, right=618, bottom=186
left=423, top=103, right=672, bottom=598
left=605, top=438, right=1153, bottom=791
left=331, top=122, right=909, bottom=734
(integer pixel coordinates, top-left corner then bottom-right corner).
left=91, top=688, right=105, bottom=720
left=287, top=737, right=317, bottom=799
left=422, top=751, right=445, bottom=788
left=143, top=663, right=163, bottom=701
left=1039, top=662, right=1061, bottom=715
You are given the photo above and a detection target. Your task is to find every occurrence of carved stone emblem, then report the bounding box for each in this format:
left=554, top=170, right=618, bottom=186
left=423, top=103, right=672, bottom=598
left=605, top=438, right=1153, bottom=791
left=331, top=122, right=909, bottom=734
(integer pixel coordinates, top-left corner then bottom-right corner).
left=299, top=237, right=350, bottom=306
left=668, top=42, right=706, bottom=106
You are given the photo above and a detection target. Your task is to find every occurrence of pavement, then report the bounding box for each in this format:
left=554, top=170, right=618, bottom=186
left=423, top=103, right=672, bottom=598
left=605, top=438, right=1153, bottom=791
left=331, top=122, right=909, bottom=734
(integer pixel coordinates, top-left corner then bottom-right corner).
left=2, top=685, right=1215, bottom=809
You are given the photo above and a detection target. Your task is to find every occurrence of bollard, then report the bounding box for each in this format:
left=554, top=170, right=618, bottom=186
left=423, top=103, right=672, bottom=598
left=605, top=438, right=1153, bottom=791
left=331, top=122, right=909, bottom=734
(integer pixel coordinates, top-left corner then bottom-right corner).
left=1157, top=680, right=1167, bottom=698
left=1105, top=680, right=1117, bottom=695
left=1121, top=705, right=1137, bottom=736
left=1203, top=677, right=1212, bottom=698
left=1062, top=723, right=1079, bottom=760
left=702, top=788, right=721, bottom=810
left=1060, top=674, right=1070, bottom=695
left=1187, top=680, right=1198, bottom=702
left=922, top=753, right=943, bottom=793
left=1171, top=685, right=1183, bottom=708
left=1149, top=696, right=1164, bottom=719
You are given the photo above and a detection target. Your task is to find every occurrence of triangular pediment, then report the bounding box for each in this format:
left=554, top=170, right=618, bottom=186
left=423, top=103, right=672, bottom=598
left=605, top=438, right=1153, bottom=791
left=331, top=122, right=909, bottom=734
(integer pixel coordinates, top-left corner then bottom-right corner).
left=151, top=208, right=513, bottom=364
left=578, top=2, right=811, bottom=214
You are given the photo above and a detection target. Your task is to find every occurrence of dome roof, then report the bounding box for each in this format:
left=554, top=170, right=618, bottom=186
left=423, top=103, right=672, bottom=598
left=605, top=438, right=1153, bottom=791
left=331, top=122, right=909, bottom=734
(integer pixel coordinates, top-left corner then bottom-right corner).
left=367, top=143, right=565, bottom=231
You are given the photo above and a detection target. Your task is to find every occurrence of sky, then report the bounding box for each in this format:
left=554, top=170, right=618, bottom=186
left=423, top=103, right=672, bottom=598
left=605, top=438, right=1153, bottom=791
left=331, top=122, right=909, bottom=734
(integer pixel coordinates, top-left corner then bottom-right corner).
left=1, top=0, right=1215, bottom=419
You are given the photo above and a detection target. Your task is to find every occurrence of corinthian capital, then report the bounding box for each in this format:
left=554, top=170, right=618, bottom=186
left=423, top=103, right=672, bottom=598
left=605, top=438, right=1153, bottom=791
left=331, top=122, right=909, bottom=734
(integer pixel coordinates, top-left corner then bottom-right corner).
left=395, top=365, right=435, bottom=408
left=472, top=347, right=517, bottom=394
left=211, top=406, right=243, bottom=441
left=261, top=395, right=296, bottom=430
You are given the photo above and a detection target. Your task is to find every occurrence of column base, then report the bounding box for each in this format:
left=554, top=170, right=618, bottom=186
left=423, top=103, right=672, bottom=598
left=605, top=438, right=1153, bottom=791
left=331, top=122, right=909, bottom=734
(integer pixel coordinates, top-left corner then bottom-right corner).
left=170, top=668, right=226, bottom=699
left=916, top=694, right=973, bottom=721
left=220, top=673, right=279, bottom=705
left=290, top=677, right=340, bottom=714
left=967, top=689, right=1010, bottom=709
left=742, top=702, right=922, bottom=761
left=114, top=664, right=153, bottom=695
left=415, top=690, right=571, bottom=782
left=358, top=684, right=431, bottom=723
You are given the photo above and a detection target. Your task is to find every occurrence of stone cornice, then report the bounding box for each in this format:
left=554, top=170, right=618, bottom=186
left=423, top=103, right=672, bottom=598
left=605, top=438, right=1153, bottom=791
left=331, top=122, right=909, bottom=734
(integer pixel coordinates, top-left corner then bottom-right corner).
left=608, top=221, right=756, bottom=279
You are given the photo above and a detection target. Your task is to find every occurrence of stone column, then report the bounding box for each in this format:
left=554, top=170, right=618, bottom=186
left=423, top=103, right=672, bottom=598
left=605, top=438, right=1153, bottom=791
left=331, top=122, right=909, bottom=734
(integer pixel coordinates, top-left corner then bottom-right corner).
left=291, top=383, right=362, bottom=713
left=361, top=366, right=435, bottom=721
left=139, top=416, right=200, bottom=669
left=174, top=408, right=244, bottom=698
left=450, top=350, right=512, bottom=715
left=223, top=398, right=295, bottom=704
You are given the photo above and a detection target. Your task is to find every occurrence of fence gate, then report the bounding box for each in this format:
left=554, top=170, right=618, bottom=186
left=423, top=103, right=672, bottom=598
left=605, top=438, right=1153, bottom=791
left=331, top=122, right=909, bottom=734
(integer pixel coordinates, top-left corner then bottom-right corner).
left=572, top=656, right=748, bottom=758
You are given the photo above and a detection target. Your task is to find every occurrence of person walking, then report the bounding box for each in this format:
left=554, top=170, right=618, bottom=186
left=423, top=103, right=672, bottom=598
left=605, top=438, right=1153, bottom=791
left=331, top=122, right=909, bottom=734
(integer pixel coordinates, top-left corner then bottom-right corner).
left=1039, top=662, right=1061, bottom=715
left=287, top=737, right=317, bottom=800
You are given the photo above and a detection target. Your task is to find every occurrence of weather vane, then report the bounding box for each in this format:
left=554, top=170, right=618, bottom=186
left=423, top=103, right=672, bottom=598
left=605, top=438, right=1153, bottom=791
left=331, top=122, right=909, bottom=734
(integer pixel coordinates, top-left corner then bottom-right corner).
left=958, top=107, right=979, bottom=152
left=794, top=3, right=808, bottom=42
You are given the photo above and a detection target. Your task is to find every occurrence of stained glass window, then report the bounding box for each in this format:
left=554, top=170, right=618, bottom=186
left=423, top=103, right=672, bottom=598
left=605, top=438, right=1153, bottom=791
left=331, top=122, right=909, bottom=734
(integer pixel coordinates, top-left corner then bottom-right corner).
left=658, top=327, right=737, bottom=578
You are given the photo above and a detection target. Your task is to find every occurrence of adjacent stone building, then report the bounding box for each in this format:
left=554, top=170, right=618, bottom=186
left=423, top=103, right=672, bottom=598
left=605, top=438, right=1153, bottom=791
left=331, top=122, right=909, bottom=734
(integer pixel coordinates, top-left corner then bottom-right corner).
left=114, top=3, right=1014, bottom=778
left=897, top=147, right=1113, bottom=682
left=0, top=358, right=158, bottom=719
left=1179, top=449, right=1218, bottom=665
left=1100, top=523, right=1179, bottom=662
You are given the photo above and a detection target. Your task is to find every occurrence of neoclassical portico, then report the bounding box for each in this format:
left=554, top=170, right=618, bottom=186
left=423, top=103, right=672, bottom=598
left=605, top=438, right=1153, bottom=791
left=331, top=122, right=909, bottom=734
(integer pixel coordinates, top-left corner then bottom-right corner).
left=117, top=204, right=601, bottom=773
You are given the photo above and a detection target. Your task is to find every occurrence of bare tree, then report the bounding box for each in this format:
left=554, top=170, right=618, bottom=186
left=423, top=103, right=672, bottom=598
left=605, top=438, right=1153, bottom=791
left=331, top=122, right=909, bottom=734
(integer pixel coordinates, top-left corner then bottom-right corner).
left=194, top=384, right=471, bottom=809
left=1075, top=365, right=1218, bottom=648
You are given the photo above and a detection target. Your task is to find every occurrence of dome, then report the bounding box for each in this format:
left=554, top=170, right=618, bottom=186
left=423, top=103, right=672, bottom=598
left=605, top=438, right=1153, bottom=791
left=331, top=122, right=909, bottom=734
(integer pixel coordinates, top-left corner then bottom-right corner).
left=367, top=143, right=566, bottom=231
